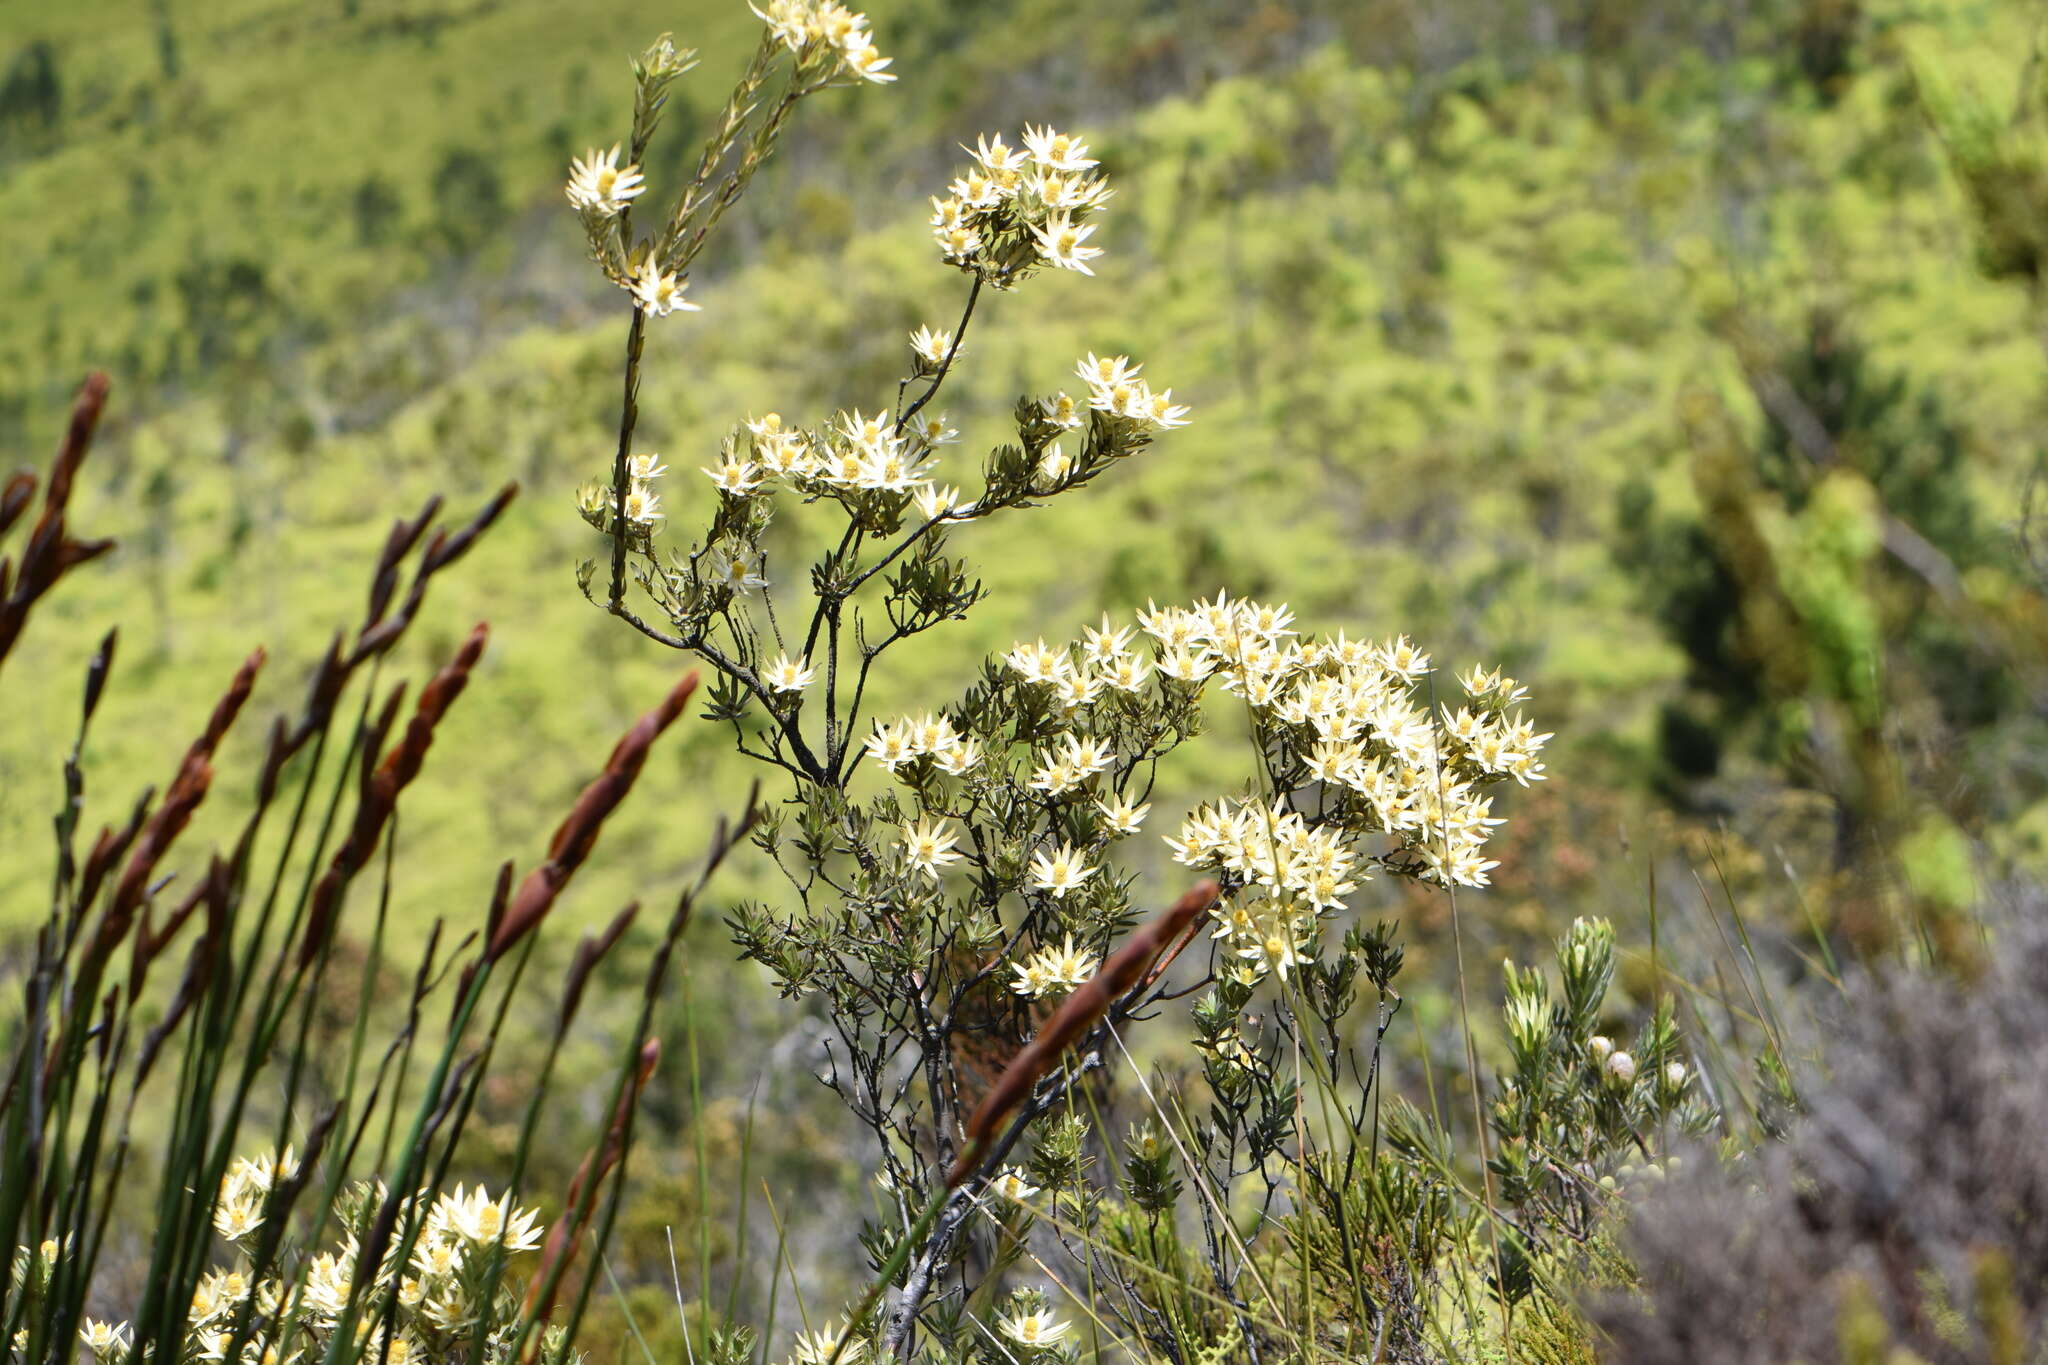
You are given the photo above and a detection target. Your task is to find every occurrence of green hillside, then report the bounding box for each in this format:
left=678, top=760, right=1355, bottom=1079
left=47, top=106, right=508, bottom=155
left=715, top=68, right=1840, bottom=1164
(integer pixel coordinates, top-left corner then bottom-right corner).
left=4, top=0, right=2043, bottom=953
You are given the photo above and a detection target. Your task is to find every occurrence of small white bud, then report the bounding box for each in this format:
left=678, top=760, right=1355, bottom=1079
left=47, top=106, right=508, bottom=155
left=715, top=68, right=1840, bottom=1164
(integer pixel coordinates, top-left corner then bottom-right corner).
left=1589, top=1035, right=1614, bottom=1061
left=1664, top=1061, right=1688, bottom=1090
left=1604, top=1050, right=1637, bottom=1085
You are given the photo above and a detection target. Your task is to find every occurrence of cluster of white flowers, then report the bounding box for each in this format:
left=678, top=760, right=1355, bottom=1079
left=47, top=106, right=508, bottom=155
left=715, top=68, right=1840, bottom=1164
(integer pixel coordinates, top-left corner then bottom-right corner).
left=1015, top=356, right=1193, bottom=494
left=1146, top=597, right=1540, bottom=888
left=1009, top=935, right=1100, bottom=999
left=869, top=710, right=982, bottom=775
left=587, top=347, right=1183, bottom=588
left=1172, top=804, right=1357, bottom=983
left=424, top=1183, right=546, bottom=1256
left=696, top=409, right=968, bottom=517
left=1045, top=598, right=1541, bottom=980
left=7, top=1242, right=92, bottom=1362
left=751, top=1, right=894, bottom=82
left=562, top=145, right=702, bottom=318
left=931, top=128, right=1114, bottom=284
left=211, top=1146, right=300, bottom=1245
left=1004, top=626, right=1136, bottom=701
left=855, top=595, right=1542, bottom=985
left=577, top=453, right=667, bottom=535
left=274, top=1182, right=543, bottom=1343
left=12, top=1169, right=549, bottom=1365
left=1067, top=353, right=1191, bottom=433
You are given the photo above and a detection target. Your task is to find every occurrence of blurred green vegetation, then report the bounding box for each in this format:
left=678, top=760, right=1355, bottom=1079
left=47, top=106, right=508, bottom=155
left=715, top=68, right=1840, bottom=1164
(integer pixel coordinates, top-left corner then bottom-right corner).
left=4, top=0, right=2048, bottom=1333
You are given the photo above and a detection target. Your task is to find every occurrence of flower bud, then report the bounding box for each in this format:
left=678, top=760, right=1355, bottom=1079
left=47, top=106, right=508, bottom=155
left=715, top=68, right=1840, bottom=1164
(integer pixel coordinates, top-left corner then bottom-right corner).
left=1589, top=1035, right=1613, bottom=1061
left=1664, top=1061, right=1687, bottom=1090
left=1604, top=1049, right=1637, bottom=1085
left=634, top=33, right=697, bottom=84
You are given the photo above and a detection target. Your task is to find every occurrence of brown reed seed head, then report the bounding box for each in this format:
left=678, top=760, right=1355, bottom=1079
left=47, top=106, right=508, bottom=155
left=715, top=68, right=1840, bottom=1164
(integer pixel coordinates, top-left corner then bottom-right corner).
left=487, top=671, right=700, bottom=961
left=105, top=648, right=266, bottom=928
left=950, top=879, right=1218, bottom=1187
left=0, top=373, right=114, bottom=668
left=300, top=626, right=490, bottom=966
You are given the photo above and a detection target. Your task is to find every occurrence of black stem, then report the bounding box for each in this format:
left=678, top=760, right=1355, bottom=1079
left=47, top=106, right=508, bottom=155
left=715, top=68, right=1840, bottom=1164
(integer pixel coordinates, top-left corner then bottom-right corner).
left=608, top=604, right=831, bottom=782
left=897, top=277, right=982, bottom=435
left=606, top=308, right=648, bottom=612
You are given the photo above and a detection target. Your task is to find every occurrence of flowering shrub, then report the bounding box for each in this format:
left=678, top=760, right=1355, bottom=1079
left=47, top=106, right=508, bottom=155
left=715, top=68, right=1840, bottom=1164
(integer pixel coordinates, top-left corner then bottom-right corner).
left=555, top=9, right=1708, bottom=1363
